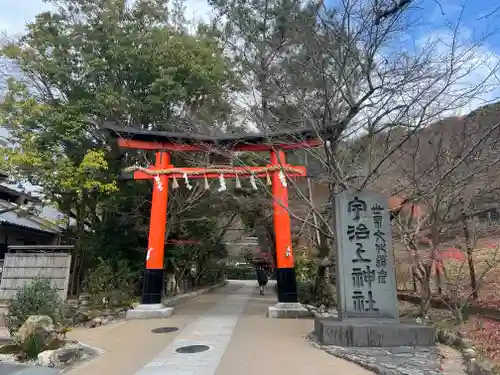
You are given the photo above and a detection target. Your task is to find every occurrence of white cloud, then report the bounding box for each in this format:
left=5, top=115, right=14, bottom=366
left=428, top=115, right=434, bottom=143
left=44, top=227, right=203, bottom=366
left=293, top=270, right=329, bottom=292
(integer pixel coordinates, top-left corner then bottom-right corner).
left=0, top=0, right=216, bottom=96
left=415, top=29, right=500, bottom=116
left=346, top=25, right=500, bottom=139
left=2, top=0, right=499, bottom=127
left=0, top=0, right=214, bottom=36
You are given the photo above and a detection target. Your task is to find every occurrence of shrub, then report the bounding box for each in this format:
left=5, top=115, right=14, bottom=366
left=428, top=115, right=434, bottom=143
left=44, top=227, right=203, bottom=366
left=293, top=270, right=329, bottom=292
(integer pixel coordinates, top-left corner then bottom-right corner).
left=297, top=280, right=336, bottom=307
left=20, top=332, right=43, bottom=360
left=295, top=247, right=318, bottom=282
left=197, top=259, right=225, bottom=285
left=224, top=265, right=256, bottom=280
left=5, top=278, right=64, bottom=335
left=84, top=258, right=138, bottom=307
left=84, top=259, right=114, bottom=305
left=297, top=280, right=315, bottom=304
left=314, top=282, right=337, bottom=307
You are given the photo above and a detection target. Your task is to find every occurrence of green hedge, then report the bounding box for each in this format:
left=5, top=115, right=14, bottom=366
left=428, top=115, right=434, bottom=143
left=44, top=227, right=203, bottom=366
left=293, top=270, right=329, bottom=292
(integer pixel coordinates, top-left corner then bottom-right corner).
left=225, top=266, right=256, bottom=280
left=293, top=280, right=337, bottom=307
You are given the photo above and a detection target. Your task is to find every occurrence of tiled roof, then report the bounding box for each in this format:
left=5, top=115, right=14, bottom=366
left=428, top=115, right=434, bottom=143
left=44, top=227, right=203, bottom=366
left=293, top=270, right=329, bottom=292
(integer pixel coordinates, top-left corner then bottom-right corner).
left=0, top=151, right=78, bottom=231
left=0, top=202, right=60, bottom=234
left=38, top=205, right=79, bottom=229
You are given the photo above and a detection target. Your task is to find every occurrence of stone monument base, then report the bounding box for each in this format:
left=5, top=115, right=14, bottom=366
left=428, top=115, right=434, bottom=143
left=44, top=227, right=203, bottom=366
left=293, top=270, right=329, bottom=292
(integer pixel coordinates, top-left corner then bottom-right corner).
left=268, top=302, right=311, bottom=319
left=314, top=318, right=436, bottom=347
left=126, top=303, right=174, bottom=320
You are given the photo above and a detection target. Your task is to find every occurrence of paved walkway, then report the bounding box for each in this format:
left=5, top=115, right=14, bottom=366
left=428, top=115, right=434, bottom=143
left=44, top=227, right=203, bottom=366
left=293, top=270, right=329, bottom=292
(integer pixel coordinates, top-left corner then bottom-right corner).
left=65, top=280, right=370, bottom=375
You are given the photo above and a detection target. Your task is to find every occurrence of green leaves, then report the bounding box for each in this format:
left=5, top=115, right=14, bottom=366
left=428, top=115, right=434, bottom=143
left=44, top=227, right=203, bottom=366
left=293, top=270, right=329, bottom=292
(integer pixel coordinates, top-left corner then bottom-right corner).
left=0, top=0, right=242, bottom=289
left=6, top=278, right=64, bottom=335
left=0, top=0, right=235, bottom=197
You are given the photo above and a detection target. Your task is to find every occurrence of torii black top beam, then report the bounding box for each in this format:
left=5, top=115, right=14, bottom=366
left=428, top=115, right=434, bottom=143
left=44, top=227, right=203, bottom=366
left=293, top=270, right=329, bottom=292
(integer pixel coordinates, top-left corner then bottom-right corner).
left=103, top=123, right=324, bottom=151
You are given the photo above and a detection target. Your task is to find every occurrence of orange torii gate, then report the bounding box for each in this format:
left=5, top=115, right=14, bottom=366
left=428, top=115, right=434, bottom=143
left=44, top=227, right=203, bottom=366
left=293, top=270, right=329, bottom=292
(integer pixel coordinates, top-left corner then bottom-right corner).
left=105, top=124, right=322, bottom=312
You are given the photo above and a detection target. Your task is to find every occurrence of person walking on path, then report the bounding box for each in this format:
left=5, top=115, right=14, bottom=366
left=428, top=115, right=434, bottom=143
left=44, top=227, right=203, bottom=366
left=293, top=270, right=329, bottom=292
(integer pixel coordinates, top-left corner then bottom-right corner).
left=255, top=263, right=268, bottom=295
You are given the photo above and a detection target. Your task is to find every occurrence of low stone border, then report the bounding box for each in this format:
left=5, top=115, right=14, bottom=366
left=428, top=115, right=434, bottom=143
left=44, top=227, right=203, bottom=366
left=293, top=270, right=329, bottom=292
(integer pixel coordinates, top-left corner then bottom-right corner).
left=309, top=325, right=498, bottom=375
left=162, top=281, right=228, bottom=307
left=36, top=341, right=104, bottom=371
left=436, top=328, right=498, bottom=375
left=305, top=333, right=443, bottom=375
left=303, top=304, right=337, bottom=318
left=78, top=281, right=228, bottom=328
left=61, top=342, right=104, bottom=372
left=0, top=340, right=104, bottom=373
left=306, top=333, right=385, bottom=374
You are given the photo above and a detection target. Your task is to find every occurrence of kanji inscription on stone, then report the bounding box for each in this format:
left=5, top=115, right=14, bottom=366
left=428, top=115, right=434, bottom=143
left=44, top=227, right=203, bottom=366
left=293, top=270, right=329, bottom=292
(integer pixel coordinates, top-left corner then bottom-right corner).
left=334, top=189, right=398, bottom=320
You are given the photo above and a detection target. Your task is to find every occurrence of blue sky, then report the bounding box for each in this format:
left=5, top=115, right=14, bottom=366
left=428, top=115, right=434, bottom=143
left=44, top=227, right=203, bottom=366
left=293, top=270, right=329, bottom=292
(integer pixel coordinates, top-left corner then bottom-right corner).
left=0, top=0, right=212, bottom=34
left=0, top=0, right=499, bottom=115
left=407, top=0, right=500, bottom=51
left=1, top=0, right=498, bottom=45
left=400, top=0, right=500, bottom=112
left=0, top=0, right=53, bottom=36
left=1, top=0, right=498, bottom=50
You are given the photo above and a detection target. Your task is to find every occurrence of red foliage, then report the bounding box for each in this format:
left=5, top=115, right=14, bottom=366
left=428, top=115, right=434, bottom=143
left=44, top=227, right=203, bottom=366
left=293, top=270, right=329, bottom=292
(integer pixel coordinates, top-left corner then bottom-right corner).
left=472, top=265, right=500, bottom=310
left=452, top=264, right=500, bottom=363
left=475, top=291, right=500, bottom=310
left=437, top=248, right=467, bottom=261
left=462, top=317, right=500, bottom=363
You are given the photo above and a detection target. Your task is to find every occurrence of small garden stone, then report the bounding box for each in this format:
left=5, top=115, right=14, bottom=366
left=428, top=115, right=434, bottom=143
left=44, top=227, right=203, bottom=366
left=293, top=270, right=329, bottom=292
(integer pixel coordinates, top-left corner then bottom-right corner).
left=37, top=343, right=84, bottom=369
left=36, top=349, right=56, bottom=367
left=462, top=348, right=476, bottom=359
left=17, top=315, right=56, bottom=347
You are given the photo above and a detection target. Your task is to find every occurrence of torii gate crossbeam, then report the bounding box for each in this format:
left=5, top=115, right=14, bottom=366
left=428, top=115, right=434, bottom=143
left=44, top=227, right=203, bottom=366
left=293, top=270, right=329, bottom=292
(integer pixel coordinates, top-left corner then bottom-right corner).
left=105, top=124, right=323, bottom=315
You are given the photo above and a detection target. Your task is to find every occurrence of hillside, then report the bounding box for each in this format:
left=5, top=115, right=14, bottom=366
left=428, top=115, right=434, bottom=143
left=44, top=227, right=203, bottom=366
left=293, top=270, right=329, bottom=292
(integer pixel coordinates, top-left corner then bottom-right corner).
left=284, top=101, right=500, bottom=245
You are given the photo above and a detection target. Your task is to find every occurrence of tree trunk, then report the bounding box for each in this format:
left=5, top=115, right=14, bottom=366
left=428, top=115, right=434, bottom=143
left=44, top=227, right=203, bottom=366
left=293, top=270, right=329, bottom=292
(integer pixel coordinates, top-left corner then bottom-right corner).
left=419, top=275, right=431, bottom=316
left=462, top=209, right=478, bottom=299
left=412, top=268, right=418, bottom=292
left=305, top=152, right=321, bottom=247
left=328, top=184, right=340, bottom=282
left=407, top=240, right=431, bottom=315
left=435, top=265, right=443, bottom=295
left=74, top=189, right=89, bottom=296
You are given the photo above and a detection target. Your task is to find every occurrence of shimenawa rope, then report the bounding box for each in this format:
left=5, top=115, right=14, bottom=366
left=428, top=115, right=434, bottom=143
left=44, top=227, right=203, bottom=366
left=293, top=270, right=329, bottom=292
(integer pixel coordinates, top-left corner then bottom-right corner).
left=123, top=165, right=302, bottom=176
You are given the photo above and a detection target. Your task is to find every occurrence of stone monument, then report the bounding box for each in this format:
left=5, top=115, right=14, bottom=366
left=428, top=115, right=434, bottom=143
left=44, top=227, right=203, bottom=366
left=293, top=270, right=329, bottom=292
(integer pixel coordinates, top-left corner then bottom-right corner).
left=314, top=189, right=436, bottom=347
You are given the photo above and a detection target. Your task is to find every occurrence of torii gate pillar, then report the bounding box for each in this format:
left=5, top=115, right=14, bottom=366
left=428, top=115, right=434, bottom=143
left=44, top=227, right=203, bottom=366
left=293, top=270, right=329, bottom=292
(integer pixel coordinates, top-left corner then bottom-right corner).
left=268, top=149, right=309, bottom=318
left=126, top=151, right=174, bottom=320
left=142, top=151, right=169, bottom=304
left=270, top=149, right=297, bottom=303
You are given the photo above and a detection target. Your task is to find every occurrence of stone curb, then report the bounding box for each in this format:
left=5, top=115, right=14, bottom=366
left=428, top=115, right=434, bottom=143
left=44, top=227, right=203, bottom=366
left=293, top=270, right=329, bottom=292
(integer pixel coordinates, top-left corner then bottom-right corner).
left=305, top=333, right=401, bottom=375
left=162, top=280, right=228, bottom=307
left=82, top=281, right=228, bottom=327
left=308, top=326, right=497, bottom=375
left=436, top=328, right=497, bottom=375
left=58, top=342, right=105, bottom=374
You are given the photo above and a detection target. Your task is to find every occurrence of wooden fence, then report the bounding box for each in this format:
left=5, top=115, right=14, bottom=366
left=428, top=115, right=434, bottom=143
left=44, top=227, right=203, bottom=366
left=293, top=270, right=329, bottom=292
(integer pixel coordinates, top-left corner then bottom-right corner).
left=0, top=252, right=72, bottom=300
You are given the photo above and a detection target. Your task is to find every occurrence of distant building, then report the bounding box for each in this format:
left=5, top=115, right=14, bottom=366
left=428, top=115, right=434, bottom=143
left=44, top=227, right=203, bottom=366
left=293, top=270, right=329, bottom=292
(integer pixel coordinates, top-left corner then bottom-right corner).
left=0, top=172, right=66, bottom=261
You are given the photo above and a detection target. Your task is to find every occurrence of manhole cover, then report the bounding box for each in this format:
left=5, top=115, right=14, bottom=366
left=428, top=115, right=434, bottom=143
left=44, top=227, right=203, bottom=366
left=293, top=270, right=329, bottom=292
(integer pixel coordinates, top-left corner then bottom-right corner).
left=151, top=327, right=179, bottom=334
left=175, top=345, right=210, bottom=354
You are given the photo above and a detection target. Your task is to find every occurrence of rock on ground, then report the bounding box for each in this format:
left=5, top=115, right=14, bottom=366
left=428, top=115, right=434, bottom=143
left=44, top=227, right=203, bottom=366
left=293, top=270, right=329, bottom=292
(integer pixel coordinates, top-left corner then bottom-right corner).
left=17, top=316, right=56, bottom=346
left=36, top=342, right=84, bottom=368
